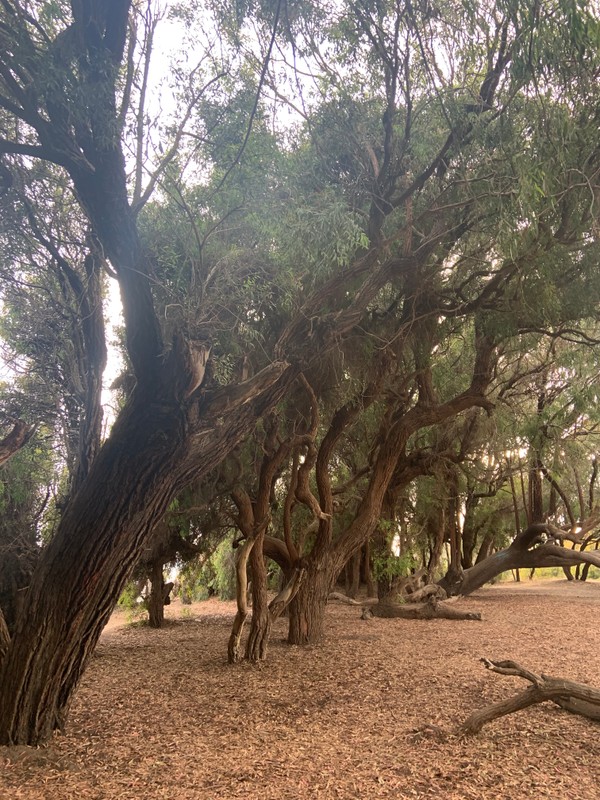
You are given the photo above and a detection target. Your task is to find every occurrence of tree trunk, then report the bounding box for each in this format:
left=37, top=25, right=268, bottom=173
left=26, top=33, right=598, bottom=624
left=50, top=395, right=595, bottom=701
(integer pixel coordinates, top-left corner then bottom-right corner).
left=346, top=550, right=361, bottom=599
left=364, top=540, right=375, bottom=597
left=0, top=351, right=293, bottom=745
left=475, top=532, right=494, bottom=564
left=0, top=391, right=189, bottom=745
left=228, top=538, right=255, bottom=663
left=287, top=565, right=331, bottom=645
left=443, top=525, right=600, bottom=597
left=461, top=492, right=480, bottom=569
left=0, top=608, right=9, bottom=662
left=245, top=531, right=271, bottom=663
left=147, top=560, right=166, bottom=629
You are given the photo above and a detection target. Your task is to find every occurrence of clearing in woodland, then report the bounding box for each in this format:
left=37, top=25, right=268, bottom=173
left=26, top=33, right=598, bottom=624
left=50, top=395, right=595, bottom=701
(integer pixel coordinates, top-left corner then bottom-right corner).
left=1, top=580, right=599, bottom=800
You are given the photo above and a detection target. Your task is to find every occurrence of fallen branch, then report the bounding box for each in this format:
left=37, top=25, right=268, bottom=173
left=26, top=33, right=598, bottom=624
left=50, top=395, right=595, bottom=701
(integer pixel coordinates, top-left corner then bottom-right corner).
left=405, top=584, right=447, bottom=603
left=327, top=592, right=378, bottom=606
left=362, top=597, right=482, bottom=621
left=460, top=658, right=600, bottom=734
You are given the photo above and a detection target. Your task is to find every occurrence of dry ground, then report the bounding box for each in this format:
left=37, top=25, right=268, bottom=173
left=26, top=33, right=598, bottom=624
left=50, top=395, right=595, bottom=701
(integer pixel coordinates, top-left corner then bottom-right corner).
left=1, top=580, right=599, bottom=799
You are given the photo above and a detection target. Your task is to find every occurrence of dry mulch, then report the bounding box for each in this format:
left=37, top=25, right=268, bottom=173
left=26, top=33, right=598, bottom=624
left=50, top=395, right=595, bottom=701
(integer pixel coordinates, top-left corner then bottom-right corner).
left=1, top=580, right=599, bottom=799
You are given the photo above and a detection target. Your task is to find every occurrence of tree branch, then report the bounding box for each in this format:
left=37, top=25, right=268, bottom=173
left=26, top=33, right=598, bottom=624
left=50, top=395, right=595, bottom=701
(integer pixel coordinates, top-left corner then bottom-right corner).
left=461, top=658, right=600, bottom=734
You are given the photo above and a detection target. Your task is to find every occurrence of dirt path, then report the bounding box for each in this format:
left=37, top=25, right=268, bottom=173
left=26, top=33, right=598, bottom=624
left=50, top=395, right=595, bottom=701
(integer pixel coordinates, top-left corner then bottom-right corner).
left=2, top=580, right=599, bottom=799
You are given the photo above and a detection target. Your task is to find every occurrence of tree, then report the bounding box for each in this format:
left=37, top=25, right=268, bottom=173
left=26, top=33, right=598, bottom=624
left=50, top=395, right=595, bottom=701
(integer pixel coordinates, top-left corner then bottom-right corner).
left=0, top=419, right=33, bottom=468
left=0, top=2, right=294, bottom=744
left=1, top=0, right=600, bottom=745
left=0, top=0, right=451, bottom=743
left=227, top=0, right=600, bottom=646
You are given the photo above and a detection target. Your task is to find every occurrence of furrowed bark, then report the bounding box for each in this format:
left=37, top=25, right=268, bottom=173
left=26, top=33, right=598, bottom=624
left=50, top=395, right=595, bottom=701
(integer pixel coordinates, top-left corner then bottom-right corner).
left=0, top=607, right=9, bottom=664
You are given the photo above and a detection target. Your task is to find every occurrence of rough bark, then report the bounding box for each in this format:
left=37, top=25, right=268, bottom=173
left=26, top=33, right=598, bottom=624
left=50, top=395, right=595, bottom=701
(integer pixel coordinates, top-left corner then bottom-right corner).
left=0, top=608, right=9, bottom=662
left=288, top=564, right=332, bottom=645
left=0, top=368, right=291, bottom=745
left=0, top=389, right=187, bottom=744
left=461, top=659, right=600, bottom=734
left=245, top=531, right=271, bottom=663
left=147, top=560, right=166, bottom=629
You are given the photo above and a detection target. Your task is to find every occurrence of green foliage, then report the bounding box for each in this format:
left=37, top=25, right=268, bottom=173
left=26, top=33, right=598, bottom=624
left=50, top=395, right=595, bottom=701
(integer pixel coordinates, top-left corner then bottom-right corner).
left=372, top=521, right=417, bottom=584
left=372, top=549, right=416, bottom=585
left=177, top=535, right=237, bottom=602
left=117, top=581, right=140, bottom=610
left=116, top=581, right=146, bottom=624
left=208, top=535, right=237, bottom=600
left=280, top=189, right=370, bottom=279
left=177, top=558, right=212, bottom=603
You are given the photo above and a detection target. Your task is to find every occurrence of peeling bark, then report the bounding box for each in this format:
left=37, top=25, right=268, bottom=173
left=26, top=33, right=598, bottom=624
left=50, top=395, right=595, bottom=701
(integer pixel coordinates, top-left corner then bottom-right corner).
left=227, top=537, right=256, bottom=663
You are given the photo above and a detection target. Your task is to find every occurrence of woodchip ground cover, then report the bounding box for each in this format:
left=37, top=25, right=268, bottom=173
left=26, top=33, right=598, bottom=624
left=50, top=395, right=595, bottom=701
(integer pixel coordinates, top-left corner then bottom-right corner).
left=1, top=581, right=599, bottom=799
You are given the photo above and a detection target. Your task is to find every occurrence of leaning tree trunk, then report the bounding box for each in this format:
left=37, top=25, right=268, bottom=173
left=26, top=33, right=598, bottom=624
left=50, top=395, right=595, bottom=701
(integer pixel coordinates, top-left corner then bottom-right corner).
left=0, top=352, right=292, bottom=745
left=441, top=524, right=600, bottom=597
left=0, top=390, right=191, bottom=745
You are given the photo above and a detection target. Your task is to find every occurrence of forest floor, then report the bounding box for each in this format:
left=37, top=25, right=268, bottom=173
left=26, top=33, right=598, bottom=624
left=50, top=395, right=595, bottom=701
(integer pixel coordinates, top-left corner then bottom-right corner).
left=1, top=579, right=599, bottom=799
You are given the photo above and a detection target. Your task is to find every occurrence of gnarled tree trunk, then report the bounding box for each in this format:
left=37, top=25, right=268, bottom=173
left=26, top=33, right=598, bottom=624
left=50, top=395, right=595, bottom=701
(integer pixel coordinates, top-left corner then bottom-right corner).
left=441, top=524, right=600, bottom=597
left=287, top=562, right=333, bottom=645
left=245, top=529, right=272, bottom=662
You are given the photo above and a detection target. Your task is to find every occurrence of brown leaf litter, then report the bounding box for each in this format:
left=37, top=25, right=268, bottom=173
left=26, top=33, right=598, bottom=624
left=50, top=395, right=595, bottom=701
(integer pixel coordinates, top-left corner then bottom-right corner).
left=1, top=580, right=599, bottom=799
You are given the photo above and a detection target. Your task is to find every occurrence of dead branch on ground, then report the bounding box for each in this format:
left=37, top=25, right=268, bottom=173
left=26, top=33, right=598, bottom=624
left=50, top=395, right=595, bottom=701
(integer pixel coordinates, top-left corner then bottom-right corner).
left=460, top=658, right=600, bottom=734
left=363, top=597, right=482, bottom=621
